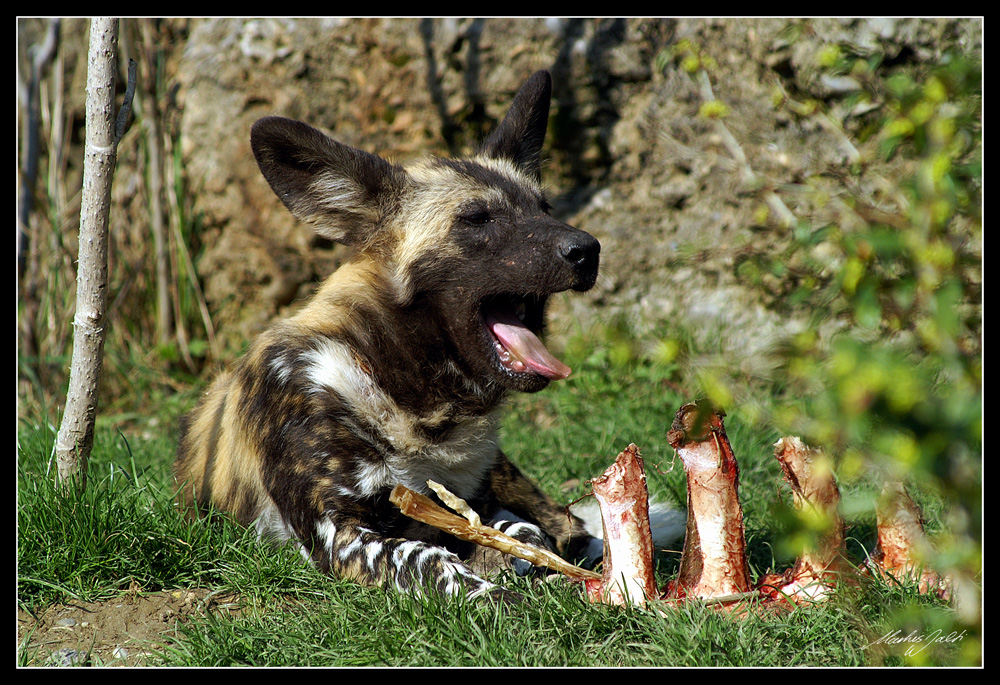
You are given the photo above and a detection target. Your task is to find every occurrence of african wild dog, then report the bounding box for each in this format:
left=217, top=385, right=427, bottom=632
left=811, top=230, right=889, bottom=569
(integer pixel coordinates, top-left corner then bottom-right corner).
left=175, top=70, right=602, bottom=600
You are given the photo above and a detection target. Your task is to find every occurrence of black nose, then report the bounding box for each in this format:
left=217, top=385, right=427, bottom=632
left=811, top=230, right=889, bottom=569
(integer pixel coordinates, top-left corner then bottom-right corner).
left=559, top=231, right=600, bottom=291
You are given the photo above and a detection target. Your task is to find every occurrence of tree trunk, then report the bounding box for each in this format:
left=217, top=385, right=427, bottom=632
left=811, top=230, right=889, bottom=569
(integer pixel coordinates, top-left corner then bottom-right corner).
left=54, top=18, right=133, bottom=487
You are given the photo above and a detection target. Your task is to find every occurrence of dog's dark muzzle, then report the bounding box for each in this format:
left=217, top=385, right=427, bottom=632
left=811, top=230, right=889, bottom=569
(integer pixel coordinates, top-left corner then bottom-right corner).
left=556, top=228, right=601, bottom=292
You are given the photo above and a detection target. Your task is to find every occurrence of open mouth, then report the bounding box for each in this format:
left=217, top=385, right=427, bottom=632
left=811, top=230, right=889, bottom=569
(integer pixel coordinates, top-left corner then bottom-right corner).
left=480, top=294, right=571, bottom=381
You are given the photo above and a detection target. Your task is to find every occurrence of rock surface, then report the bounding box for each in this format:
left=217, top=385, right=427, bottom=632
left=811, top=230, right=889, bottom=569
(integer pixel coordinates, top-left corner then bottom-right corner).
left=172, top=18, right=980, bottom=365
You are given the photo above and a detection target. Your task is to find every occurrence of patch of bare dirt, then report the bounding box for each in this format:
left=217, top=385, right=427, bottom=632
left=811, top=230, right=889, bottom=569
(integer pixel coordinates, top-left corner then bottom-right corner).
left=17, top=585, right=240, bottom=667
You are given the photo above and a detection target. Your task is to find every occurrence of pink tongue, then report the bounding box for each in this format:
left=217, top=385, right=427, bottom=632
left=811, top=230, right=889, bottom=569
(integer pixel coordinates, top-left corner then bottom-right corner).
left=486, top=306, right=572, bottom=380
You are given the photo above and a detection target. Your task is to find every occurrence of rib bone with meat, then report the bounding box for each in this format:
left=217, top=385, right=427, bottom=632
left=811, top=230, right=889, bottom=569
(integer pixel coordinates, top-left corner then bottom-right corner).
left=663, top=400, right=752, bottom=601
left=757, top=436, right=845, bottom=603
left=584, top=443, right=658, bottom=606
left=389, top=397, right=954, bottom=613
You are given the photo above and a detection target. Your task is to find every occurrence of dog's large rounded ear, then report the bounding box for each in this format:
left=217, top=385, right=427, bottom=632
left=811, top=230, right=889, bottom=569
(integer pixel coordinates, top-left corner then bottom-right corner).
left=478, top=70, right=552, bottom=182
left=251, top=116, right=407, bottom=246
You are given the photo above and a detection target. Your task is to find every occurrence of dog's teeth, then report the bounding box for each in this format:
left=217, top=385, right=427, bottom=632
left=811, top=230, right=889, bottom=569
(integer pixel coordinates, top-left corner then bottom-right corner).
left=495, top=340, right=511, bottom=363
left=494, top=338, right=526, bottom=373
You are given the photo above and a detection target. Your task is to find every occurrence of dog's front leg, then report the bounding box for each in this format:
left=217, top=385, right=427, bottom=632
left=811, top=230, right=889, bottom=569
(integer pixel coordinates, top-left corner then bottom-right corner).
left=484, top=453, right=601, bottom=567
left=307, top=511, right=505, bottom=600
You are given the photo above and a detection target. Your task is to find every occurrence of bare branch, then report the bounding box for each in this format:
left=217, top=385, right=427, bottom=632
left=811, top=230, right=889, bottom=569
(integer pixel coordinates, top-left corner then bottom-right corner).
left=18, top=18, right=62, bottom=280
left=54, top=18, right=135, bottom=487
left=114, top=58, right=137, bottom=145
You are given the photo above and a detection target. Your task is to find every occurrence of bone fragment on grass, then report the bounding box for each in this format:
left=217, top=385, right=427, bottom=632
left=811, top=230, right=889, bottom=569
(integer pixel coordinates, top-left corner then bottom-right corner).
left=665, top=400, right=752, bottom=601
left=585, top=443, right=658, bottom=607
left=760, top=436, right=846, bottom=603
left=869, top=481, right=952, bottom=601
left=427, top=479, right=481, bottom=527
left=389, top=482, right=600, bottom=582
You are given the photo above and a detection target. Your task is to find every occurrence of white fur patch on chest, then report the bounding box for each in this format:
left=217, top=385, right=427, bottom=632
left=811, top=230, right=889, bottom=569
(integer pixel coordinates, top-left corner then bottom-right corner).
left=302, top=337, right=500, bottom=499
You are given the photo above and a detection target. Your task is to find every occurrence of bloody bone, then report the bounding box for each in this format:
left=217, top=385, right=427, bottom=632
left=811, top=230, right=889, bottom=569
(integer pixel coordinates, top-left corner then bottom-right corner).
left=584, top=443, right=658, bottom=606
left=760, top=437, right=846, bottom=603
left=664, top=400, right=751, bottom=600
left=389, top=482, right=601, bottom=583
left=869, top=481, right=952, bottom=600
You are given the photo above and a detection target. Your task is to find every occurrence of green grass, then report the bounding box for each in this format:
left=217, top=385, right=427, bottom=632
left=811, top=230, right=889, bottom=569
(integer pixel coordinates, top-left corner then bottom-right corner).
left=162, top=574, right=886, bottom=667
left=16, top=329, right=971, bottom=666
left=17, top=424, right=246, bottom=610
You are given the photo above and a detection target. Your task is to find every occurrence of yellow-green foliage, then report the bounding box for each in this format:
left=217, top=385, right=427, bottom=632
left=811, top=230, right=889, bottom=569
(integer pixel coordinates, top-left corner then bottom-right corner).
left=783, top=51, right=980, bottom=491
left=775, top=51, right=980, bottom=654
